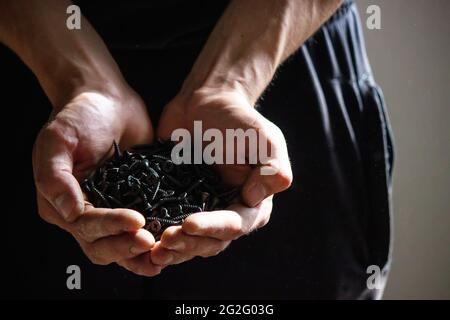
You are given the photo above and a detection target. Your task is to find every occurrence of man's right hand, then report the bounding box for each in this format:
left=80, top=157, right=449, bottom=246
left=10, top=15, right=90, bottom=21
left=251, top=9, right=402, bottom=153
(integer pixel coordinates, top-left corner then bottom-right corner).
left=0, top=0, right=167, bottom=276
left=32, top=89, right=161, bottom=276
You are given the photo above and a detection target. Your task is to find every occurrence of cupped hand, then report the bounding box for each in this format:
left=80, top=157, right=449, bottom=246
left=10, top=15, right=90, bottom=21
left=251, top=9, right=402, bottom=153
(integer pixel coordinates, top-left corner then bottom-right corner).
left=33, top=89, right=161, bottom=276
left=151, top=88, right=292, bottom=266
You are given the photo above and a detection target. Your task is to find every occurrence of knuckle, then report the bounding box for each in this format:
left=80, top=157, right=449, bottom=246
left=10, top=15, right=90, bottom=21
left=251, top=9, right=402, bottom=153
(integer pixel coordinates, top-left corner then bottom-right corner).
left=225, top=222, right=244, bottom=240
left=36, top=206, right=54, bottom=223
left=209, top=247, right=223, bottom=257
left=34, top=168, right=65, bottom=197
left=74, top=219, right=96, bottom=243
left=100, top=213, right=120, bottom=235
left=265, top=122, right=284, bottom=142
left=39, top=122, right=68, bottom=146
left=34, top=171, right=55, bottom=193
left=33, top=121, right=65, bottom=161
left=109, top=244, right=128, bottom=260
left=276, top=169, right=293, bottom=191
left=182, top=218, right=200, bottom=235
left=141, top=267, right=162, bottom=277
left=160, top=227, right=179, bottom=244
left=256, top=213, right=271, bottom=230
left=199, top=252, right=214, bottom=258
left=84, top=247, right=109, bottom=266
left=199, top=249, right=216, bottom=258
left=120, top=262, right=161, bottom=277
left=117, top=261, right=133, bottom=273
left=36, top=196, right=64, bottom=227
left=183, top=239, right=197, bottom=252
left=201, top=242, right=228, bottom=258
left=90, top=256, right=109, bottom=266
left=271, top=123, right=283, bottom=136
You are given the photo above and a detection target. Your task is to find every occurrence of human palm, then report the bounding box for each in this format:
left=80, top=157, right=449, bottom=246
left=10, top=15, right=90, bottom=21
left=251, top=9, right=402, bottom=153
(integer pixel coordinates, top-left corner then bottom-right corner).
left=33, top=90, right=162, bottom=275
left=150, top=89, right=291, bottom=267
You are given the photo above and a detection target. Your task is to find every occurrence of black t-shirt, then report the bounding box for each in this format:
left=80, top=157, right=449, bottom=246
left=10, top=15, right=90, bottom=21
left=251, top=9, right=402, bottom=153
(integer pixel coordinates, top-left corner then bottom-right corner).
left=74, top=0, right=230, bottom=49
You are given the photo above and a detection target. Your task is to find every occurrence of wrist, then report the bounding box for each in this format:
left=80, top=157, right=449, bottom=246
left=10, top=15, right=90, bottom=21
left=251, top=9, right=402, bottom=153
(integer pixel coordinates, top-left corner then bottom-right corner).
left=179, top=76, right=255, bottom=107
left=179, top=61, right=274, bottom=109
left=34, top=54, right=128, bottom=111
left=174, top=85, right=254, bottom=121
left=178, top=44, right=277, bottom=107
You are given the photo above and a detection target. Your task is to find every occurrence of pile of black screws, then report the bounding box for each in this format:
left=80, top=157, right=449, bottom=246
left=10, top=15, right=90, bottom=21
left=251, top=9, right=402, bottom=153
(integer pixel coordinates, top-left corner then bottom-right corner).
left=82, top=141, right=239, bottom=240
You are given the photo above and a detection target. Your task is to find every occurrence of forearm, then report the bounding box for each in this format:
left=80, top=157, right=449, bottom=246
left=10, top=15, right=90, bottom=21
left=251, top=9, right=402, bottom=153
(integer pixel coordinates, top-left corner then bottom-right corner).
left=0, top=0, right=126, bottom=109
left=181, top=0, right=343, bottom=105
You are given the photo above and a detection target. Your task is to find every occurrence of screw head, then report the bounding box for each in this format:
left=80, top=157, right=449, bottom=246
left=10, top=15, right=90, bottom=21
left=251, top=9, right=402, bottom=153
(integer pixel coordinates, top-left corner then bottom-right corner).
left=162, top=160, right=175, bottom=172
left=148, top=220, right=161, bottom=234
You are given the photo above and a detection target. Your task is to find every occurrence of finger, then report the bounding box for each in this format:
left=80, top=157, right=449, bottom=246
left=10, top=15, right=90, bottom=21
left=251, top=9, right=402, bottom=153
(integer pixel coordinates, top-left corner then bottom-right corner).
left=33, top=123, right=84, bottom=222
left=36, top=192, right=72, bottom=232
left=37, top=191, right=145, bottom=243
left=117, top=252, right=162, bottom=277
left=73, top=206, right=145, bottom=243
left=151, top=227, right=230, bottom=265
left=151, top=241, right=193, bottom=266
left=183, top=197, right=273, bottom=241
left=80, top=229, right=155, bottom=265
left=242, top=127, right=293, bottom=207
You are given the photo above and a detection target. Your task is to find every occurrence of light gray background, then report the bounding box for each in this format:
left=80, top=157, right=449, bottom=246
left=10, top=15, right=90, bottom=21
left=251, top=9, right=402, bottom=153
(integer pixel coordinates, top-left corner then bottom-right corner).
left=356, top=0, right=450, bottom=299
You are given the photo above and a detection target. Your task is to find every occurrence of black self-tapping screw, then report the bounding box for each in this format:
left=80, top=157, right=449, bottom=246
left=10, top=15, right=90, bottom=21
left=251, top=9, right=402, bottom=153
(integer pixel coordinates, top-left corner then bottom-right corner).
left=81, top=140, right=240, bottom=240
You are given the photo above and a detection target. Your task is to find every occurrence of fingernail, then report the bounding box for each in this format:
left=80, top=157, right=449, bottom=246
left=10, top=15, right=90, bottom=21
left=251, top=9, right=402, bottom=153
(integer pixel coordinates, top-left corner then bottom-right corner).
left=124, top=220, right=143, bottom=232
left=246, top=183, right=267, bottom=207
left=54, top=194, right=75, bottom=220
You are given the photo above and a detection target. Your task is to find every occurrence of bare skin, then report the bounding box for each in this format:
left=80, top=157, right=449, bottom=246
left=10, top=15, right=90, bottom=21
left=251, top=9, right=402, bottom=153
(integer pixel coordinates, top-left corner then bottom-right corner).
left=0, top=0, right=342, bottom=276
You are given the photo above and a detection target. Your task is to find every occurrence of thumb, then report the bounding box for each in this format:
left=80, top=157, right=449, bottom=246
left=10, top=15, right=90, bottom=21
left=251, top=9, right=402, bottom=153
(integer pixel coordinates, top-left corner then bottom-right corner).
left=33, top=125, right=84, bottom=222
left=241, top=138, right=293, bottom=207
